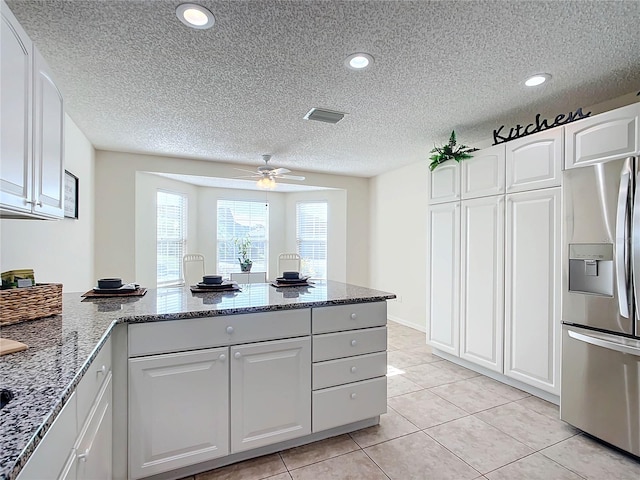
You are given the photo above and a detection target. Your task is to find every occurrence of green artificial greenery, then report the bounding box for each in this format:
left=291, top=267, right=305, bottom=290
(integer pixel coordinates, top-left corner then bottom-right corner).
left=234, top=237, right=252, bottom=270
left=428, top=130, right=478, bottom=171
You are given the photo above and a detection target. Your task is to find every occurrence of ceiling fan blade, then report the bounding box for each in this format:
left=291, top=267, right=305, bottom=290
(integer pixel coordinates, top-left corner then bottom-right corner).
left=278, top=174, right=305, bottom=181
left=271, top=167, right=291, bottom=175
left=234, top=175, right=261, bottom=179
left=234, top=167, right=260, bottom=175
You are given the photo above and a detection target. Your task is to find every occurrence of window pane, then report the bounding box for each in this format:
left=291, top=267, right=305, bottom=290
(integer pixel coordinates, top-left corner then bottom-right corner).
left=157, top=191, right=187, bottom=286
left=217, top=200, right=269, bottom=276
left=296, top=201, right=327, bottom=279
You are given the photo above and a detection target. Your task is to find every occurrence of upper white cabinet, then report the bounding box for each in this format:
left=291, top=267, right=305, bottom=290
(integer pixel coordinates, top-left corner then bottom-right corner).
left=506, top=128, right=563, bottom=192
left=565, top=102, right=640, bottom=169
left=460, top=195, right=505, bottom=373
left=504, top=188, right=561, bottom=395
left=461, top=144, right=506, bottom=199
left=0, top=0, right=64, bottom=219
left=427, top=202, right=460, bottom=356
left=429, top=159, right=460, bottom=204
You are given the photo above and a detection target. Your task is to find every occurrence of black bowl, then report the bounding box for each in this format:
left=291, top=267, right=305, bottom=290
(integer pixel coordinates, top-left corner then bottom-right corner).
left=282, top=271, right=300, bottom=280
left=203, top=275, right=223, bottom=285
left=98, top=278, right=122, bottom=289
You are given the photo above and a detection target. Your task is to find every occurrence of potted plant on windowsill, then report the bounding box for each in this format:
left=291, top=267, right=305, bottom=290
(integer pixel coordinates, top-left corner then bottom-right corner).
left=235, top=237, right=253, bottom=272
left=428, top=130, right=478, bottom=171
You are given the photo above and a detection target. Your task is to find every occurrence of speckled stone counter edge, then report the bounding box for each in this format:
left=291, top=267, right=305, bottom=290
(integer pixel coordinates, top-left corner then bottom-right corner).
left=3, top=290, right=395, bottom=480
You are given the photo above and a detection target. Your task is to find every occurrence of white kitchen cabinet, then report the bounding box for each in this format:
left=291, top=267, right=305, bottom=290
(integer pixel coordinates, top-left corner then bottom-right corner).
left=230, top=337, right=311, bottom=452
left=427, top=202, right=460, bottom=356
left=460, top=195, right=505, bottom=372
left=429, top=159, right=460, bottom=204
left=128, top=347, right=230, bottom=479
left=461, top=144, right=505, bottom=199
left=504, top=188, right=561, bottom=395
left=506, top=128, right=563, bottom=192
left=0, top=0, right=64, bottom=219
left=565, top=102, right=640, bottom=169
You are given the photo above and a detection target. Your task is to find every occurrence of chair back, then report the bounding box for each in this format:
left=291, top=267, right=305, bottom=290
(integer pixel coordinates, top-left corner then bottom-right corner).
left=182, top=254, right=205, bottom=286
left=278, top=253, right=301, bottom=277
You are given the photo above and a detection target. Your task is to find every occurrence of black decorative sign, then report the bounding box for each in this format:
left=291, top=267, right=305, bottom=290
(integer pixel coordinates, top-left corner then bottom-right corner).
left=492, top=107, right=591, bottom=145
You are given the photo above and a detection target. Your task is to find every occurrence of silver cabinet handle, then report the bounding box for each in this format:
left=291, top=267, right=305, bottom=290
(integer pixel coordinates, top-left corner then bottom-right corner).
left=218, top=354, right=226, bottom=362
left=234, top=351, right=241, bottom=359
left=25, top=200, right=35, bottom=205
left=568, top=329, right=640, bottom=356
left=350, top=339, right=357, bottom=347
left=97, top=365, right=106, bottom=375
left=350, top=366, right=357, bottom=373
left=615, top=158, right=632, bottom=318
left=226, top=326, right=234, bottom=334
left=350, top=393, right=357, bottom=399
left=36, top=201, right=42, bottom=207
left=350, top=313, right=357, bottom=320
left=77, top=448, right=90, bottom=462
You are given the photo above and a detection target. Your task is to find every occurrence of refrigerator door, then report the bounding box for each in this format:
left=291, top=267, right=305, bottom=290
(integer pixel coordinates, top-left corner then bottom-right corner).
left=560, top=325, right=640, bottom=456
left=562, top=157, right=634, bottom=335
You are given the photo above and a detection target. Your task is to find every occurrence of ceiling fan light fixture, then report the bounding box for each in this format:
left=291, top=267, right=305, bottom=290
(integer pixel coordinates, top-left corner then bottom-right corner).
left=257, top=177, right=276, bottom=189
left=176, top=3, right=215, bottom=29
left=524, top=73, right=551, bottom=87
left=345, top=52, right=374, bottom=70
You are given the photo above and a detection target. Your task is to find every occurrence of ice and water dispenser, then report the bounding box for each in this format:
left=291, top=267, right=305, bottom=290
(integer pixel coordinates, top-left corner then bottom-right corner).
left=568, top=244, right=614, bottom=296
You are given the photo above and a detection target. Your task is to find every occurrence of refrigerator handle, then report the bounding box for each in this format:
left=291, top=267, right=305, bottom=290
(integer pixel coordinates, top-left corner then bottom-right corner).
left=568, top=329, right=640, bottom=357
left=634, top=161, right=640, bottom=322
left=615, top=158, right=632, bottom=318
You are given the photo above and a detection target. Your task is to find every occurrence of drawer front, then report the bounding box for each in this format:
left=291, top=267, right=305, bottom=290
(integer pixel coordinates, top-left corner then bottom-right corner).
left=129, top=309, right=311, bottom=357
left=312, top=302, right=386, bottom=334
left=312, top=351, right=387, bottom=390
left=312, top=377, right=387, bottom=432
left=77, top=337, right=112, bottom=426
left=313, top=327, right=386, bottom=362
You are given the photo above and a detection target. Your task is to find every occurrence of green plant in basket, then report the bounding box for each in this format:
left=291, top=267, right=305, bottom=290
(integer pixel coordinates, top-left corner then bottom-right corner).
left=429, top=130, right=478, bottom=171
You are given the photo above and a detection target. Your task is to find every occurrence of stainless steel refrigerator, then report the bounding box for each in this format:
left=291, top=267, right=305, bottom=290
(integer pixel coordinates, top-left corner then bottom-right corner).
left=561, top=156, right=640, bottom=457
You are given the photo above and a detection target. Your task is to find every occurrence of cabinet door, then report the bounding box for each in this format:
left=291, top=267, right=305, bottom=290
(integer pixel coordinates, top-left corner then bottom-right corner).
left=506, top=128, right=563, bottom=192
left=461, top=144, right=506, bottom=199
left=128, top=347, right=229, bottom=479
left=427, top=202, right=460, bottom=356
left=460, top=196, right=504, bottom=372
left=230, top=337, right=311, bottom=453
left=32, top=47, right=64, bottom=218
left=565, top=102, right=640, bottom=169
left=505, top=188, right=561, bottom=394
left=429, top=160, right=460, bottom=204
left=76, top=373, right=112, bottom=480
left=0, top=1, right=32, bottom=213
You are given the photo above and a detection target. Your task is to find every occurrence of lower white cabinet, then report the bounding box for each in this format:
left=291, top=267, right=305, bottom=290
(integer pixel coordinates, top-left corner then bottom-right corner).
left=460, top=196, right=505, bottom=373
left=128, top=347, right=230, bottom=479
left=230, top=337, right=311, bottom=452
left=505, top=188, right=561, bottom=394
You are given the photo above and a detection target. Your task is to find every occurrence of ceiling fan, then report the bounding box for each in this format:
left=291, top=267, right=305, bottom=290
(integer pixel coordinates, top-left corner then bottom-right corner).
left=235, top=154, right=306, bottom=189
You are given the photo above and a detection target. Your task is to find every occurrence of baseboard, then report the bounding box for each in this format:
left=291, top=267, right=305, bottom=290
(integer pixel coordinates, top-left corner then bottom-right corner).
left=387, top=315, right=426, bottom=332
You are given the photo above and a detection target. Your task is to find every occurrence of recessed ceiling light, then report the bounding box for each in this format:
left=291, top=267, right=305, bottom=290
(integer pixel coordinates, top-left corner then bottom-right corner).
left=176, top=3, right=215, bottom=30
left=345, top=53, right=374, bottom=70
left=525, top=73, right=551, bottom=87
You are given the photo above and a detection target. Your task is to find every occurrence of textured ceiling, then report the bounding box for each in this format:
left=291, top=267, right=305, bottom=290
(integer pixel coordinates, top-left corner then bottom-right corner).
left=6, top=0, right=640, bottom=177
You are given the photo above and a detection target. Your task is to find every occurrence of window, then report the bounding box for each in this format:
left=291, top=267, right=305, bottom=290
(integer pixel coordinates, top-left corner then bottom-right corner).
left=296, top=201, right=327, bottom=279
left=157, top=190, right=187, bottom=286
left=217, top=200, right=269, bottom=276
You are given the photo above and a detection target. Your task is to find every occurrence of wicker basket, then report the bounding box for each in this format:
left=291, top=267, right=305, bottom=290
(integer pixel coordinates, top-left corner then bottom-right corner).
left=0, top=283, right=63, bottom=325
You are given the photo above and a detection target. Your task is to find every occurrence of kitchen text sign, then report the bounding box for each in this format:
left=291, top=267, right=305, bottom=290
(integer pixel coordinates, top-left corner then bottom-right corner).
left=492, top=107, right=591, bottom=145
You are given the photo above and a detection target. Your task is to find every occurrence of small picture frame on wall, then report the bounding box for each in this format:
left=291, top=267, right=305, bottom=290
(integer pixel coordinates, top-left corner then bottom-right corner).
left=64, top=170, right=79, bottom=219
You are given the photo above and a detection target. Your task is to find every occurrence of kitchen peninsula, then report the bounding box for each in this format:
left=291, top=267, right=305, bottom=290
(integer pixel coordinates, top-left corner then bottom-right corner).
left=0, top=281, right=395, bottom=480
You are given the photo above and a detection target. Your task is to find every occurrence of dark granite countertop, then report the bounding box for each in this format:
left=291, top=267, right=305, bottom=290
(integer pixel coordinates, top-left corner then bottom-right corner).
left=0, top=281, right=394, bottom=480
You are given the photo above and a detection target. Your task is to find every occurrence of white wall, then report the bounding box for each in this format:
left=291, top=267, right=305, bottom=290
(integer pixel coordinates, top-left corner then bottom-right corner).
left=0, top=114, right=95, bottom=292
left=370, top=161, right=429, bottom=331
left=95, top=151, right=370, bottom=286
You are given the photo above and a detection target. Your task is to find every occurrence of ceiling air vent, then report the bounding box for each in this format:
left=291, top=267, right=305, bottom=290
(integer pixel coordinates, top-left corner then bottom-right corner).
left=304, top=108, right=346, bottom=124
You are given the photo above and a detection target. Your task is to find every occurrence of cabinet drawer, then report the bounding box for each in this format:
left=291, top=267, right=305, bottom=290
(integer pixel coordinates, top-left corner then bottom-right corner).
left=313, top=351, right=387, bottom=390
left=18, top=393, right=77, bottom=480
left=313, top=327, right=386, bottom=362
left=312, top=302, right=386, bottom=334
left=77, top=337, right=111, bottom=427
left=129, top=309, right=311, bottom=357
left=312, top=377, right=387, bottom=432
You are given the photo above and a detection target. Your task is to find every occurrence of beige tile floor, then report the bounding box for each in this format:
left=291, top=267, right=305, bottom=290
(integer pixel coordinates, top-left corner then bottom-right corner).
left=184, top=321, right=640, bottom=480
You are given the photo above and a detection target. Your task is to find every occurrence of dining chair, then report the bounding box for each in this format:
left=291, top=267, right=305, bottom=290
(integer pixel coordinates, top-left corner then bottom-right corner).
left=182, top=253, right=205, bottom=286
left=277, top=253, right=301, bottom=277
